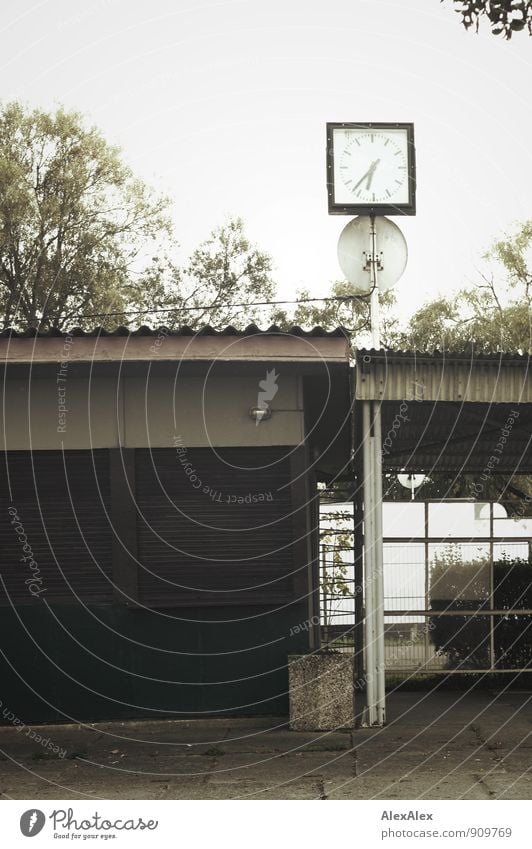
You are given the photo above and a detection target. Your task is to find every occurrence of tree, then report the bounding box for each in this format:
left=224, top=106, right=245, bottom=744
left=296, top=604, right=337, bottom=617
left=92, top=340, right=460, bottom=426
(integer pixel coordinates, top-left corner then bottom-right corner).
left=444, top=1, right=532, bottom=38
left=0, top=102, right=171, bottom=330
left=396, top=290, right=531, bottom=353
left=398, top=220, right=532, bottom=353
left=272, top=279, right=399, bottom=345
left=173, top=217, right=275, bottom=329
left=0, top=103, right=276, bottom=332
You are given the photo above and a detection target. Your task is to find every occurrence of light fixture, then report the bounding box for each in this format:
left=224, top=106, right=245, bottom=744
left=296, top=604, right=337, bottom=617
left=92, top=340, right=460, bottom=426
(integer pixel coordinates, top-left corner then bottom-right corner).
left=248, top=405, right=272, bottom=424
left=397, top=472, right=426, bottom=500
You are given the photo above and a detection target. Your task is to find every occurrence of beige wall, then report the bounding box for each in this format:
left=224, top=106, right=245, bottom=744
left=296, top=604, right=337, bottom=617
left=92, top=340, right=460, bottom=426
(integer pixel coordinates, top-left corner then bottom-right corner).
left=0, top=372, right=303, bottom=450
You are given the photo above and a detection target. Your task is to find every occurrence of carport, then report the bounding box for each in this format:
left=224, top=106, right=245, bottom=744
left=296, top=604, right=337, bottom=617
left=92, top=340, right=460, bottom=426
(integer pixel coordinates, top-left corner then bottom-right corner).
left=355, top=349, right=532, bottom=726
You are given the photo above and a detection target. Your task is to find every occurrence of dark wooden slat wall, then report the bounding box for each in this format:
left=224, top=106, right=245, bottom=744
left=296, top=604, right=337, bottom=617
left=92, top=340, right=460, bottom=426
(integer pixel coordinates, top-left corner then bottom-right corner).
left=0, top=450, right=113, bottom=605
left=0, top=447, right=301, bottom=608
left=136, top=447, right=296, bottom=607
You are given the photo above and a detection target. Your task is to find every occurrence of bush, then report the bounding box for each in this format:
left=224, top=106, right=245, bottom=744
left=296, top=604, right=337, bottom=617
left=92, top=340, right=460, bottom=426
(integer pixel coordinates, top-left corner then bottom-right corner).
left=429, top=549, right=532, bottom=669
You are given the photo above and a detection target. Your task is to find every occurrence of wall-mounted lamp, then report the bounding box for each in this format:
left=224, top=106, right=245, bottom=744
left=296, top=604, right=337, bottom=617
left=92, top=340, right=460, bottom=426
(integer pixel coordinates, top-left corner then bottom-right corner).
left=249, top=405, right=272, bottom=424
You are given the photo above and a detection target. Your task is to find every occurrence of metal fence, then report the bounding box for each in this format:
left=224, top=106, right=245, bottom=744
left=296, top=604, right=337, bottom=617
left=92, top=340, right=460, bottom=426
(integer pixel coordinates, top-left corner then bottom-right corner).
left=320, top=501, right=532, bottom=676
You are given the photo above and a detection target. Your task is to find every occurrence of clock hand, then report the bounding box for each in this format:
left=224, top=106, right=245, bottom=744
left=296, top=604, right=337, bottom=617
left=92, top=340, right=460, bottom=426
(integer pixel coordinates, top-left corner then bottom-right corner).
left=365, top=158, right=380, bottom=190
left=352, top=159, right=380, bottom=192
left=353, top=169, right=371, bottom=192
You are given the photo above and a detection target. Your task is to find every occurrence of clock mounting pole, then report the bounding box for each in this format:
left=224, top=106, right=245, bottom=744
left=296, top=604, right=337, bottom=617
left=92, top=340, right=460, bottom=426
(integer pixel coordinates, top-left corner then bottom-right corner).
left=327, top=121, right=416, bottom=728
left=367, top=213, right=382, bottom=349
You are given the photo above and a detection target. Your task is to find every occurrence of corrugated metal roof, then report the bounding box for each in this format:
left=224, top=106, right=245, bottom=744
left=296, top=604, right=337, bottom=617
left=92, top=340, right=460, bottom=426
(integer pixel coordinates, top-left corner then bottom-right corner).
left=0, top=323, right=348, bottom=339
left=355, top=348, right=532, bottom=403
left=358, top=348, right=530, bottom=363
left=0, top=324, right=351, bottom=365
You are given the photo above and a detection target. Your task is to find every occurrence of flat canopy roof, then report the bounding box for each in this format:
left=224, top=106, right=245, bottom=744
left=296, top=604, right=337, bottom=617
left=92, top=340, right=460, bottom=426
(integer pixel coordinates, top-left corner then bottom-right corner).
left=355, top=350, right=532, bottom=474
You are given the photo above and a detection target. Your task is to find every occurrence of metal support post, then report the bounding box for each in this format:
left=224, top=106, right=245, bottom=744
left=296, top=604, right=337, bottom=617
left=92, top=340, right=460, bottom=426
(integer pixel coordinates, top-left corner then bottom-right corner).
left=362, top=400, right=377, bottom=725
left=361, top=216, right=386, bottom=726
left=373, top=401, right=386, bottom=725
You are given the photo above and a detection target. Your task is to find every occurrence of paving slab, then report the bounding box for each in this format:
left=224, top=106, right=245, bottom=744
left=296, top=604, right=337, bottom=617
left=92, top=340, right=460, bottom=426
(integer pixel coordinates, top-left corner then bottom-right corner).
left=1, top=691, right=531, bottom=800
left=205, top=750, right=356, bottom=783
left=481, top=773, right=532, bottom=799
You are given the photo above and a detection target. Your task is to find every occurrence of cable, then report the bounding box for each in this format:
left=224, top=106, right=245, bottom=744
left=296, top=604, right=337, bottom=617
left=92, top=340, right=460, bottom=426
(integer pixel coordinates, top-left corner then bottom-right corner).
left=49, top=293, right=370, bottom=323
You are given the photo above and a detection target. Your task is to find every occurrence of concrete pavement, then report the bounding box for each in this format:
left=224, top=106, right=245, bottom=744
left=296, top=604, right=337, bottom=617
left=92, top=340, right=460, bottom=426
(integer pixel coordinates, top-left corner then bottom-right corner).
left=0, top=690, right=530, bottom=800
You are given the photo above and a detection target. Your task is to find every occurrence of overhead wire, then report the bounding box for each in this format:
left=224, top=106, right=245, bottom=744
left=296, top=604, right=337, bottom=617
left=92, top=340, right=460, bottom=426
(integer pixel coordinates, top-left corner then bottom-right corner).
left=70, top=293, right=371, bottom=322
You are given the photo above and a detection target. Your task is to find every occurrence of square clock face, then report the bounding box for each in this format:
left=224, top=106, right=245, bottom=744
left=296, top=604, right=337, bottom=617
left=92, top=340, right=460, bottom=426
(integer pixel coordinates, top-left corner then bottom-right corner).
left=326, top=123, right=416, bottom=216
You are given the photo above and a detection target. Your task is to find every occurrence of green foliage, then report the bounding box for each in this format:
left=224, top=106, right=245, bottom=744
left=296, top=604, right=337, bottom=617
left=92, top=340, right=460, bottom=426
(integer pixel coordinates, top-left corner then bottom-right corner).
left=0, top=102, right=171, bottom=330
left=177, top=217, right=275, bottom=329
left=398, top=220, right=532, bottom=353
left=445, top=1, right=532, bottom=38
left=384, top=473, right=532, bottom=516
left=397, top=289, right=531, bottom=353
left=320, top=509, right=354, bottom=627
left=272, top=279, right=398, bottom=344
left=430, top=547, right=491, bottom=607
left=0, top=103, right=275, bottom=331
left=127, top=217, right=276, bottom=330
left=489, top=219, right=532, bottom=293
left=429, top=547, right=532, bottom=668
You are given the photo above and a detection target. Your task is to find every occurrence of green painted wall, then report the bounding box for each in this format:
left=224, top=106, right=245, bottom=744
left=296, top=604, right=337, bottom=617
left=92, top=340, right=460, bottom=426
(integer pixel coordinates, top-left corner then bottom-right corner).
left=0, top=602, right=310, bottom=723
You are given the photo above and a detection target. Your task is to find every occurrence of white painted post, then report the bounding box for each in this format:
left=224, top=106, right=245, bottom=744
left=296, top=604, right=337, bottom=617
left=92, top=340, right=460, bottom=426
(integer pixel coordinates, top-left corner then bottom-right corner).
left=362, top=400, right=377, bottom=726
left=373, top=401, right=386, bottom=725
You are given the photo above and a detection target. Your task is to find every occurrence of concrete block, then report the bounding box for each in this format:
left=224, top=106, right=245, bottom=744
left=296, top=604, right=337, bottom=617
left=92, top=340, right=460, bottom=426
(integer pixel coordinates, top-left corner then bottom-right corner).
left=288, top=653, right=355, bottom=731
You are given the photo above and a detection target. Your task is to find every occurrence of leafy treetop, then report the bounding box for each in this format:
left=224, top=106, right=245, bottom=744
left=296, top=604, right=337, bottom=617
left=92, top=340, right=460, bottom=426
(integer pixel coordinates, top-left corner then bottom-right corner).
left=445, top=0, right=532, bottom=38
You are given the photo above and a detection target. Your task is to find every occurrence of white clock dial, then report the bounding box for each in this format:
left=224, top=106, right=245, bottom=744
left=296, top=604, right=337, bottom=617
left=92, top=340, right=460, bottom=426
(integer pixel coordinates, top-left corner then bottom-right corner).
left=332, top=128, right=410, bottom=206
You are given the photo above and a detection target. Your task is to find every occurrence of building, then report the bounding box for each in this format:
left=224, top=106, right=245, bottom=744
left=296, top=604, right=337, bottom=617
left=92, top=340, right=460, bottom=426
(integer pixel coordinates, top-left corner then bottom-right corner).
left=0, top=325, right=351, bottom=722
left=1, top=331, right=531, bottom=727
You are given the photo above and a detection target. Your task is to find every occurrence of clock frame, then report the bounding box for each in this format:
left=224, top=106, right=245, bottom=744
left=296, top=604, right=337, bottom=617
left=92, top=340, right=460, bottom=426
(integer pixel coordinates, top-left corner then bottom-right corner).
left=326, top=122, right=416, bottom=216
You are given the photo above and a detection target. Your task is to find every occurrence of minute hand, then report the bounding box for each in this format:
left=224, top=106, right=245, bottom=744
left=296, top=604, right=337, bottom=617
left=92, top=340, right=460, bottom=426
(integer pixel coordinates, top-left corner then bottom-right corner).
left=353, top=158, right=380, bottom=192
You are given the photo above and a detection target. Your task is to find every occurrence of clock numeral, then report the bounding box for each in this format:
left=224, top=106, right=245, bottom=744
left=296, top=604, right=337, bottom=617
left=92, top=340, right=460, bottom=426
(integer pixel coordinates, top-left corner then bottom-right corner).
left=386, top=189, right=391, bottom=198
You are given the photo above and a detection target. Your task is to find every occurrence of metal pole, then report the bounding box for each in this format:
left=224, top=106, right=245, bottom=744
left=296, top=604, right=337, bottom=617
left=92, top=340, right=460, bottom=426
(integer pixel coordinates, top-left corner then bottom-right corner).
left=321, top=543, right=328, bottom=648
left=489, top=501, right=495, bottom=671
left=367, top=214, right=385, bottom=725
left=369, top=213, right=381, bottom=350
left=373, top=401, right=386, bottom=725
left=353, top=415, right=365, bottom=691
left=362, top=400, right=376, bottom=725
left=424, top=500, right=430, bottom=669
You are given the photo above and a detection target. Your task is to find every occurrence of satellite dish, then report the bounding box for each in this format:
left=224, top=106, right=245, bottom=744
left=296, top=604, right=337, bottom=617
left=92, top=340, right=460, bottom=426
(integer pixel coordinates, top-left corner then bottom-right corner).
left=337, top=215, right=408, bottom=294
left=398, top=473, right=426, bottom=500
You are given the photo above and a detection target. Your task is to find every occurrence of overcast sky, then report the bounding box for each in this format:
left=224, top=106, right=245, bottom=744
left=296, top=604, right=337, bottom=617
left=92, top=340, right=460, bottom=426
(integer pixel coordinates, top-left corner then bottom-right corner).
left=1, top=0, right=531, bottom=322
